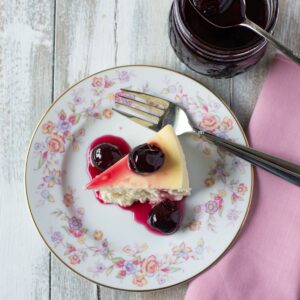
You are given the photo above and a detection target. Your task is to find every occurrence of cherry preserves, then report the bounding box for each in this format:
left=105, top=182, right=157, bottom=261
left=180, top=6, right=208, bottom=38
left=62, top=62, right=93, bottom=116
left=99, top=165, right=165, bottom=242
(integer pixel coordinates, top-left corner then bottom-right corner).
left=91, top=143, right=123, bottom=172
left=169, top=0, right=278, bottom=78
left=129, top=143, right=165, bottom=174
left=148, top=200, right=181, bottom=234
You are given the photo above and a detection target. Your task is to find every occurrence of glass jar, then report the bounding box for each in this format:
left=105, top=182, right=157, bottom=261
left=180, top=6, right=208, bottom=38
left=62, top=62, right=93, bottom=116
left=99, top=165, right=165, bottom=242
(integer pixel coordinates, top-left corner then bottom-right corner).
left=169, top=0, right=279, bottom=78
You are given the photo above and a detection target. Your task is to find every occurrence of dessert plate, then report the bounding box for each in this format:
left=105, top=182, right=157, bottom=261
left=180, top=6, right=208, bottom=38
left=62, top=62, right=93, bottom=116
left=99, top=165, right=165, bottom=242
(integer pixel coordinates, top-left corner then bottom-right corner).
left=25, top=65, right=253, bottom=291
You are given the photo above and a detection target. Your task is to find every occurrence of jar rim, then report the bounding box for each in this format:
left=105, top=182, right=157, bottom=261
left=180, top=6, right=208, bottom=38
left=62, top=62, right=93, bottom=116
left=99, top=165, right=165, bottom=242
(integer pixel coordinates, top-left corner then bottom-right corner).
left=173, top=0, right=279, bottom=61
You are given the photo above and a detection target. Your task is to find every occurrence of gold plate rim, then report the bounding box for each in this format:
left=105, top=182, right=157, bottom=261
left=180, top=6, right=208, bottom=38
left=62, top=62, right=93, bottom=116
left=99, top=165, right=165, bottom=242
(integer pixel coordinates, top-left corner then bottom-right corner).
left=24, top=64, right=254, bottom=292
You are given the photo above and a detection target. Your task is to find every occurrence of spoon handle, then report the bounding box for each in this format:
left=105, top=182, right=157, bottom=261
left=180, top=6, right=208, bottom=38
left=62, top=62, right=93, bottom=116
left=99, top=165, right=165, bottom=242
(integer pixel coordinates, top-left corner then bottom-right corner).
left=242, top=18, right=300, bottom=65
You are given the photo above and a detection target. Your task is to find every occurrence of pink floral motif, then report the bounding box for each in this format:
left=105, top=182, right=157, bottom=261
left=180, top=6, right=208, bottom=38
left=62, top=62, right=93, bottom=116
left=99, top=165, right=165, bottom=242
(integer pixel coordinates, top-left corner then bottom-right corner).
left=172, top=243, right=192, bottom=260
left=232, top=192, right=240, bottom=202
left=208, top=159, right=228, bottom=183
left=204, top=191, right=225, bottom=217
left=68, top=114, right=76, bottom=125
left=204, top=177, right=215, bottom=187
left=220, top=117, right=233, bottom=131
left=47, top=134, right=65, bottom=153
left=86, top=103, right=100, bottom=118
left=40, top=189, right=54, bottom=203
left=200, top=114, right=220, bottom=132
left=63, top=192, right=74, bottom=207
left=162, top=83, right=235, bottom=148
left=205, top=200, right=218, bottom=214
left=58, top=110, right=67, bottom=121
left=187, top=220, right=201, bottom=231
left=231, top=158, right=246, bottom=173
left=68, top=216, right=83, bottom=238
left=92, top=76, right=114, bottom=88
left=142, top=255, right=159, bottom=276
left=31, top=72, right=251, bottom=288
left=238, top=183, right=248, bottom=195
left=132, top=274, right=147, bottom=287
left=92, top=76, right=103, bottom=87
left=123, top=261, right=137, bottom=274
left=66, top=244, right=76, bottom=254
left=186, top=189, right=228, bottom=232
left=43, top=169, right=62, bottom=188
left=104, top=77, right=114, bottom=88
left=69, top=254, right=81, bottom=265
left=72, top=92, right=85, bottom=106
left=50, top=199, right=205, bottom=286
left=95, top=263, right=106, bottom=273
left=42, top=121, right=55, bottom=134
left=58, top=120, right=72, bottom=133
left=34, top=142, right=45, bottom=152
left=93, top=230, right=103, bottom=241
left=214, top=195, right=223, bottom=209
left=114, top=259, right=125, bottom=268
left=227, top=209, right=240, bottom=222
left=51, top=231, right=63, bottom=244
left=118, top=270, right=127, bottom=278
left=118, top=71, right=130, bottom=82
left=229, top=180, right=249, bottom=203
left=102, top=108, right=112, bottom=119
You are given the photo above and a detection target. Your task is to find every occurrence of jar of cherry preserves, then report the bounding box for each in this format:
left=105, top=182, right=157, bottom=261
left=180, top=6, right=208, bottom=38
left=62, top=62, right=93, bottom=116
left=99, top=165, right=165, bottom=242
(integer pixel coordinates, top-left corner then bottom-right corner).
left=169, top=0, right=278, bottom=78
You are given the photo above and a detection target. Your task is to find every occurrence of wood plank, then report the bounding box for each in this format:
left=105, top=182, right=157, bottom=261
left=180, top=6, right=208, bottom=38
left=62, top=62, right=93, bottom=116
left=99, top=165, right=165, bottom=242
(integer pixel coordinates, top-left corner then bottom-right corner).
left=51, top=256, right=97, bottom=300
left=101, top=283, right=189, bottom=300
left=53, top=0, right=300, bottom=298
left=140, top=284, right=188, bottom=300
left=51, top=1, right=117, bottom=299
left=101, top=0, right=230, bottom=298
left=232, top=0, right=300, bottom=128
left=115, top=0, right=231, bottom=105
left=0, top=0, right=54, bottom=299
left=51, top=0, right=231, bottom=297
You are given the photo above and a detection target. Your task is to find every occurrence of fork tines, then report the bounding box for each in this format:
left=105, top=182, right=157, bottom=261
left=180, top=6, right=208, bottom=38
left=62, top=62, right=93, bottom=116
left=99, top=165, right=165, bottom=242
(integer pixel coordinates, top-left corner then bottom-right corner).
left=113, top=89, right=170, bottom=127
left=120, top=89, right=170, bottom=110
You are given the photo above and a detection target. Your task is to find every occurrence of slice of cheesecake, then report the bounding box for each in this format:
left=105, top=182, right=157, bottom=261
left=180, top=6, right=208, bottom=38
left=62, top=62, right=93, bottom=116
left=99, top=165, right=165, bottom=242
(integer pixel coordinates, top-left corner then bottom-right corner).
left=86, top=125, right=190, bottom=206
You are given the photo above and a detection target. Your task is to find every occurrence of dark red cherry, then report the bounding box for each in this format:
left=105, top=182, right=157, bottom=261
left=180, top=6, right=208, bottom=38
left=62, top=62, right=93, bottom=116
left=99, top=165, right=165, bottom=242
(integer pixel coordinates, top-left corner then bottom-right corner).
left=148, top=200, right=181, bottom=234
left=129, top=143, right=165, bottom=174
left=90, top=143, right=122, bottom=172
left=193, top=0, right=246, bottom=28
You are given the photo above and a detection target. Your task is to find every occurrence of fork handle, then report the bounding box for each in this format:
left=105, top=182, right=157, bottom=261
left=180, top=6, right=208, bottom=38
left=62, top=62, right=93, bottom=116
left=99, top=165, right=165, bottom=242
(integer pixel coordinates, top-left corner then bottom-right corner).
left=198, top=131, right=300, bottom=187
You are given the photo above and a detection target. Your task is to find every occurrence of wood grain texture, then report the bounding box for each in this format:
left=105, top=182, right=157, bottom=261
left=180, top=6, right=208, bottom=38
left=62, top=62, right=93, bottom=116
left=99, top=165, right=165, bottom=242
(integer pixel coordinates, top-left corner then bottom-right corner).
left=51, top=256, right=96, bottom=300
left=115, top=0, right=231, bottom=104
left=102, top=284, right=189, bottom=300
left=0, top=0, right=54, bottom=299
left=51, top=1, right=206, bottom=299
left=102, top=0, right=229, bottom=298
left=100, top=283, right=188, bottom=300
left=51, top=1, right=117, bottom=299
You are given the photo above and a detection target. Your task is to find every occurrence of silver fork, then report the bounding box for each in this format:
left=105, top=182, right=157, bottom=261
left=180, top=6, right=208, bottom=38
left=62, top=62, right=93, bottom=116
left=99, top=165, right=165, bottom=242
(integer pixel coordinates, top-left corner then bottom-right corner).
left=113, top=89, right=300, bottom=187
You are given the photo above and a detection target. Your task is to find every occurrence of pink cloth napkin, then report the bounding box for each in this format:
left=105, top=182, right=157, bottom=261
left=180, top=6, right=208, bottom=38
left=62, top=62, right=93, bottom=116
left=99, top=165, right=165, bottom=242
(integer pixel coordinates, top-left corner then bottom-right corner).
left=185, top=54, right=300, bottom=300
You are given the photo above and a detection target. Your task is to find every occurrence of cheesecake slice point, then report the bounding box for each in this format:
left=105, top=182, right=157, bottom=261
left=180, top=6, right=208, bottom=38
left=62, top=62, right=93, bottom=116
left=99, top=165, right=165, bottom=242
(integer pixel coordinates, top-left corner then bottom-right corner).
left=86, top=125, right=190, bottom=206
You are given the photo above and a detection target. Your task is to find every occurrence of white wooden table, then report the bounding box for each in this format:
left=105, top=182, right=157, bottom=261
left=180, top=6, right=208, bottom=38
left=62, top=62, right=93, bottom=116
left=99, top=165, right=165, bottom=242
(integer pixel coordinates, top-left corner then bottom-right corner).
left=1, top=0, right=300, bottom=299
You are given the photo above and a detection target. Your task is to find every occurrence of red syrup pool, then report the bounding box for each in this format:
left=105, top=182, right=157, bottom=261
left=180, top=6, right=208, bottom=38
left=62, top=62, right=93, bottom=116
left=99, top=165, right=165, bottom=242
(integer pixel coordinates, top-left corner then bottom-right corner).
left=121, top=199, right=186, bottom=235
left=87, top=135, right=185, bottom=235
left=87, top=135, right=131, bottom=201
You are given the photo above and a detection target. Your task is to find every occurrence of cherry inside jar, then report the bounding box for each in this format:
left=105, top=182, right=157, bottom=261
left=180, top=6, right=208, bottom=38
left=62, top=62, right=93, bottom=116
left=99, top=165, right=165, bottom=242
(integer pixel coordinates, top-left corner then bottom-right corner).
left=169, top=0, right=278, bottom=78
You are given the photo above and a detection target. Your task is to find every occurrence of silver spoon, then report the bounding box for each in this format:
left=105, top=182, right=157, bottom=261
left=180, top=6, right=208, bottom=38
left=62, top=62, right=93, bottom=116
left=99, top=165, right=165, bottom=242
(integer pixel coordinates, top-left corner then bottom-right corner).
left=189, top=0, right=300, bottom=65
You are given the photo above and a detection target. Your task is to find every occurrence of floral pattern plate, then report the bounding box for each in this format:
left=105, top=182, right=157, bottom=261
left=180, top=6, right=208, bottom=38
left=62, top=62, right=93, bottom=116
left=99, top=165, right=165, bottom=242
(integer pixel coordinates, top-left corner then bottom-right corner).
left=25, top=65, right=253, bottom=291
